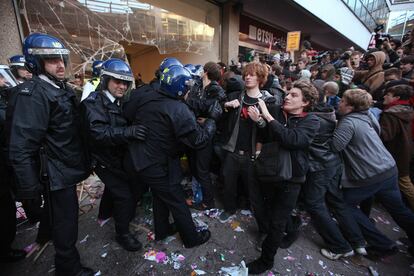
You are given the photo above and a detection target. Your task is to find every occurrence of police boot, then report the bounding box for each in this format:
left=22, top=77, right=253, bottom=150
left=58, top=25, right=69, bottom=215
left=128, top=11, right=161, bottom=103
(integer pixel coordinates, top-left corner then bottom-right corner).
left=155, top=223, right=178, bottom=241
left=184, top=229, right=211, bottom=248
left=116, top=233, right=142, bottom=252
left=246, top=257, right=273, bottom=274
left=76, top=267, right=95, bottom=276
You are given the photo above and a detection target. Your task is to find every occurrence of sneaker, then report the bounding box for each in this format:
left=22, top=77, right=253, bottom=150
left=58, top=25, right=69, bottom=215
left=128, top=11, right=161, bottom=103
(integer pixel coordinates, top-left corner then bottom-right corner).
left=97, top=218, right=111, bottom=227
left=355, top=247, right=368, bottom=256
left=320, top=248, right=354, bottom=260
left=219, top=211, right=235, bottom=223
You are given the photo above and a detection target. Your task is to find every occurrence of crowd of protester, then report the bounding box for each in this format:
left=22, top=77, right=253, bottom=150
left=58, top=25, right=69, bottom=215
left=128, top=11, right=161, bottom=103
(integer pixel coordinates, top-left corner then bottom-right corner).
left=1, top=29, right=414, bottom=276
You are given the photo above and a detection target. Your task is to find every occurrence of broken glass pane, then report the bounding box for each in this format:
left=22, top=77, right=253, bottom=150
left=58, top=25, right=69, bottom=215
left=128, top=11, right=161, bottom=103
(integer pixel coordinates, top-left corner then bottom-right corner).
left=18, top=0, right=215, bottom=74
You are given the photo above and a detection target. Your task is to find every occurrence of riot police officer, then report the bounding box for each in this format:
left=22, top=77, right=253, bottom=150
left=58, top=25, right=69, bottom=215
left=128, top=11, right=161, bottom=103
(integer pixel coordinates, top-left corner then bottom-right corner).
left=6, top=33, right=94, bottom=276
left=81, top=58, right=146, bottom=251
left=81, top=60, right=103, bottom=101
left=124, top=64, right=215, bottom=248
left=0, top=65, right=26, bottom=263
left=8, top=55, right=32, bottom=83
left=149, top=57, right=182, bottom=91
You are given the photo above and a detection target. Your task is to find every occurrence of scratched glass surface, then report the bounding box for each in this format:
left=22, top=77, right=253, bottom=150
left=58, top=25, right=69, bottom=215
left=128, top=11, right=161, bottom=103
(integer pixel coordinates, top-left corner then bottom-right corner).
left=18, top=0, right=215, bottom=74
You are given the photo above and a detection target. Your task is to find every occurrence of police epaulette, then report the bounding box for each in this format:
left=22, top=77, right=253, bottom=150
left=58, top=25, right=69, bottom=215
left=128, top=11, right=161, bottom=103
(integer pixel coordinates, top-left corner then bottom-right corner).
left=86, top=91, right=99, bottom=101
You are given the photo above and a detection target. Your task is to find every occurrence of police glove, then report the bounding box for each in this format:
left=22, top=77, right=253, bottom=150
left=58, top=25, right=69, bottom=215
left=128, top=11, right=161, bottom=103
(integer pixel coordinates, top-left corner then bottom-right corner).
left=124, top=124, right=147, bottom=141
left=208, top=100, right=223, bottom=121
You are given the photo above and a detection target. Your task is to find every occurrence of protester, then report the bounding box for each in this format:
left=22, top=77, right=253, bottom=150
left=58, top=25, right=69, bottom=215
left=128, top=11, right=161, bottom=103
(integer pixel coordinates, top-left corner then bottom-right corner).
left=379, top=84, right=414, bottom=211
left=323, top=81, right=341, bottom=110
left=332, top=89, right=414, bottom=258
left=305, top=100, right=367, bottom=260
left=219, top=62, right=275, bottom=238
left=400, top=55, right=414, bottom=82
left=185, top=61, right=226, bottom=210
left=246, top=81, right=319, bottom=274
left=352, top=51, right=386, bottom=95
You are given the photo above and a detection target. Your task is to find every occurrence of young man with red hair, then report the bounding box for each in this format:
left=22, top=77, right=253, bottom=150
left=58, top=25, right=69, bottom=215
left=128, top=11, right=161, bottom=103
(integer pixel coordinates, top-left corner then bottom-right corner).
left=219, top=62, right=275, bottom=240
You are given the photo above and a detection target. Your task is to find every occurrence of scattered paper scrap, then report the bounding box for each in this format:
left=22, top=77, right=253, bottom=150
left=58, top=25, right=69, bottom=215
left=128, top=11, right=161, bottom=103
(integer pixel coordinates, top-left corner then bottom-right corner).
left=79, top=234, right=89, bottom=244
left=368, top=266, right=379, bottom=276
left=240, top=210, right=252, bottom=216
left=100, top=252, right=107, bottom=258
left=319, top=260, right=327, bottom=269
left=283, top=256, right=296, bottom=261
left=220, top=261, right=248, bottom=276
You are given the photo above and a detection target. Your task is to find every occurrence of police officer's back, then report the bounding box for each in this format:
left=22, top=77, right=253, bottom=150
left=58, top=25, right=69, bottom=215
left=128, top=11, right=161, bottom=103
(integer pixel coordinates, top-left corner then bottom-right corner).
left=124, top=64, right=215, bottom=248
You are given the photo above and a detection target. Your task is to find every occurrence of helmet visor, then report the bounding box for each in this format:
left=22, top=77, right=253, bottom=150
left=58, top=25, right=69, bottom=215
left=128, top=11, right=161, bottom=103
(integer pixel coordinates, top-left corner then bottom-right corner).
left=0, top=66, right=18, bottom=88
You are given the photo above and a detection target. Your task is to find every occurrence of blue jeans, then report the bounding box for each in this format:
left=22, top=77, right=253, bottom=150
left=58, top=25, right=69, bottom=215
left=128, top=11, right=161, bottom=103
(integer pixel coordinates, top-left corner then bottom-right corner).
left=304, top=165, right=365, bottom=253
left=343, top=173, right=414, bottom=250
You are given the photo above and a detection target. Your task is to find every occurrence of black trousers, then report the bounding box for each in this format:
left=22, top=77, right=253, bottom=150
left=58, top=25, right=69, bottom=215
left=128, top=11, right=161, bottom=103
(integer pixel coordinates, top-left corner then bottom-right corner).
left=222, top=151, right=268, bottom=233
left=188, top=140, right=214, bottom=206
left=260, top=182, right=302, bottom=265
left=98, top=187, right=113, bottom=220
left=95, top=166, right=134, bottom=235
left=138, top=163, right=200, bottom=246
left=0, top=188, right=16, bottom=255
left=49, top=185, right=82, bottom=276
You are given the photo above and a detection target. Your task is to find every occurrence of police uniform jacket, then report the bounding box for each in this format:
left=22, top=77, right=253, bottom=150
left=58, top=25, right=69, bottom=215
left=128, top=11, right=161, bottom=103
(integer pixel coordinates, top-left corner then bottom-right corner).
left=81, top=91, right=129, bottom=175
left=6, top=76, right=89, bottom=199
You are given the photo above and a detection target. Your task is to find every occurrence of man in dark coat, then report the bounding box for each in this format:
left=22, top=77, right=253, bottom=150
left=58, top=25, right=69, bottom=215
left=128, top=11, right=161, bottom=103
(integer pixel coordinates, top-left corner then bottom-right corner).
left=380, top=84, right=414, bottom=211
left=6, top=33, right=94, bottom=276
left=124, top=64, right=215, bottom=248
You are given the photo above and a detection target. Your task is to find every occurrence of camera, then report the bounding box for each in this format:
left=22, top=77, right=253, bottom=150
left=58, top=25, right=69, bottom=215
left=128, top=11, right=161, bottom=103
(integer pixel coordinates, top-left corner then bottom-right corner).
left=340, top=52, right=351, bottom=60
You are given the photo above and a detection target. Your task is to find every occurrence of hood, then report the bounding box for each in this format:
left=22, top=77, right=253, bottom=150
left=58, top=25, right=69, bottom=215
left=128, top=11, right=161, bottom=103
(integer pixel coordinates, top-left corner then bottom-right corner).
left=384, top=104, right=414, bottom=122
left=299, top=69, right=311, bottom=81
left=367, top=51, right=386, bottom=72
left=311, top=103, right=336, bottom=122
left=259, top=90, right=276, bottom=104
left=262, top=74, right=275, bottom=90
left=225, top=75, right=245, bottom=93
left=346, top=110, right=380, bottom=134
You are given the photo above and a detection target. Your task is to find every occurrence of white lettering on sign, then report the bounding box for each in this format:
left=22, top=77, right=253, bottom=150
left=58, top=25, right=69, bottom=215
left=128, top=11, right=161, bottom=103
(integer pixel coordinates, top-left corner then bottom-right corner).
left=248, top=25, right=274, bottom=44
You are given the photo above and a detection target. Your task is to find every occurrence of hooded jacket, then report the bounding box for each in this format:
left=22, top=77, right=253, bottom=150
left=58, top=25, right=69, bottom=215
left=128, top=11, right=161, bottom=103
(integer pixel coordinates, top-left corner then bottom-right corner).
left=331, top=110, right=396, bottom=188
left=6, top=76, right=89, bottom=199
left=263, top=105, right=320, bottom=180
left=380, top=104, right=413, bottom=176
left=353, top=51, right=386, bottom=94
left=308, top=104, right=341, bottom=172
left=262, top=74, right=285, bottom=105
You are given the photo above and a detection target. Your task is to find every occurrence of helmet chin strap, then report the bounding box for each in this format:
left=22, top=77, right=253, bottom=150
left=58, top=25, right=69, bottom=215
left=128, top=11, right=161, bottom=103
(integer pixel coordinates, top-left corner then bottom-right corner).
left=43, top=71, right=68, bottom=89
